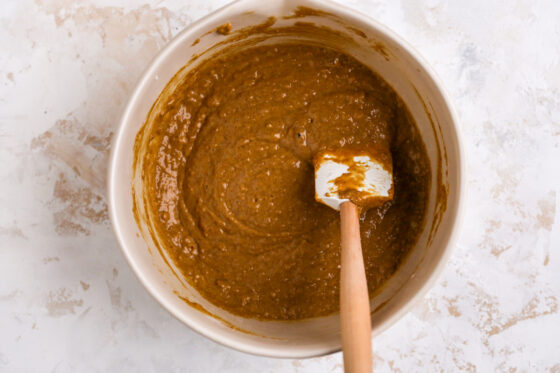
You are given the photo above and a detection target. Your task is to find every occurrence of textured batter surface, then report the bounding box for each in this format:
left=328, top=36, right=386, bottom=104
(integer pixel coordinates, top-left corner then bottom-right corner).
left=137, top=44, right=429, bottom=320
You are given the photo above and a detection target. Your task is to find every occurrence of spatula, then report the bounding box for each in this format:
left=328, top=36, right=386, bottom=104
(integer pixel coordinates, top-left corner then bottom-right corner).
left=314, top=149, right=393, bottom=373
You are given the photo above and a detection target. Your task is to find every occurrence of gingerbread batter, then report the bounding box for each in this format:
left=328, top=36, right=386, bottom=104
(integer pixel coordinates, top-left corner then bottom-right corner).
left=136, top=44, right=430, bottom=320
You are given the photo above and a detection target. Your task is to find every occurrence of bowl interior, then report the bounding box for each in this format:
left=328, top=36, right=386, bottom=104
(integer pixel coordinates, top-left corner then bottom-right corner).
left=109, top=0, right=462, bottom=358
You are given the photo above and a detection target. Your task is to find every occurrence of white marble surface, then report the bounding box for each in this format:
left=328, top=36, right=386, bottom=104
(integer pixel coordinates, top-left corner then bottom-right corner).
left=1, top=0, right=559, bottom=371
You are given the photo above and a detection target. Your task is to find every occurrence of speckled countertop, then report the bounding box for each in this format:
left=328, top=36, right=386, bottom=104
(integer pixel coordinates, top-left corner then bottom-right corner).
left=1, top=0, right=559, bottom=371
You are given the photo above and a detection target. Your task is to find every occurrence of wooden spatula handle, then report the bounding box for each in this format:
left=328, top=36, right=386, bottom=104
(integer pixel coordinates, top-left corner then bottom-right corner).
left=340, top=201, right=373, bottom=373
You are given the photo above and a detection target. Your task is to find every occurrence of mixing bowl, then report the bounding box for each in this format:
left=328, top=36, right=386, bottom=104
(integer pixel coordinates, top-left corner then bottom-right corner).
left=108, top=0, right=464, bottom=358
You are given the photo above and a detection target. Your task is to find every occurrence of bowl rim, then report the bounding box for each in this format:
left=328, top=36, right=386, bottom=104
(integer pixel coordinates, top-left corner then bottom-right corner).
left=108, top=0, right=465, bottom=359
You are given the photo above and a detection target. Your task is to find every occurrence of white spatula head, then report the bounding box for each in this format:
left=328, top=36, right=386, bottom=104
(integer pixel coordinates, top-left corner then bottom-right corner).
left=314, top=148, right=393, bottom=211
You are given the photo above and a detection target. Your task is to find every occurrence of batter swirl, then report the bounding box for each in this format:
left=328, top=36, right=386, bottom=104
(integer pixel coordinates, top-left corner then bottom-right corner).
left=136, top=44, right=430, bottom=320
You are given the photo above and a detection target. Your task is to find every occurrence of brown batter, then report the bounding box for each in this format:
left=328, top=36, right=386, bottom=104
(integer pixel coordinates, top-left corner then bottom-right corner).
left=136, top=44, right=430, bottom=320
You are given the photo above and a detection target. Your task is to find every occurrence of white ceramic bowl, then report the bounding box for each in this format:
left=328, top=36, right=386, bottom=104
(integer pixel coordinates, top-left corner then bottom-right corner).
left=108, top=0, right=464, bottom=358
